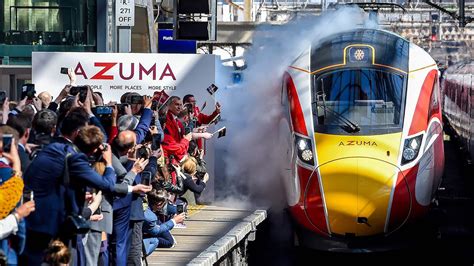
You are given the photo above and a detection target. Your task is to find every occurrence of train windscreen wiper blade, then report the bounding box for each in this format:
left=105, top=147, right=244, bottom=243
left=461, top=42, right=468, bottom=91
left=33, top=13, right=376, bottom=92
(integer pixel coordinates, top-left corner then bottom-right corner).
left=317, top=103, right=361, bottom=133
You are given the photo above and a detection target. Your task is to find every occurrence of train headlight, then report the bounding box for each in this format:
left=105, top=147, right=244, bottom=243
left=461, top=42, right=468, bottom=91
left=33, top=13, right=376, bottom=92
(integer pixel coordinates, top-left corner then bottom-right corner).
left=295, top=135, right=314, bottom=166
left=402, top=134, right=423, bottom=165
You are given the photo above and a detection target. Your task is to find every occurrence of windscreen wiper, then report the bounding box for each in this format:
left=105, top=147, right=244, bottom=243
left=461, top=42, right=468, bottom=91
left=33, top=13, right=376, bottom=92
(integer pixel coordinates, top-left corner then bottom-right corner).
left=315, top=102, right=361, bottom=133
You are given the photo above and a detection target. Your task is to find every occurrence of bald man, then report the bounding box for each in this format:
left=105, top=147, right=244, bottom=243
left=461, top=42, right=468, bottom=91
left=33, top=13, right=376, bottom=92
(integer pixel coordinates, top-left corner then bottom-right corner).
left=37, top=91, right=52, bottom=109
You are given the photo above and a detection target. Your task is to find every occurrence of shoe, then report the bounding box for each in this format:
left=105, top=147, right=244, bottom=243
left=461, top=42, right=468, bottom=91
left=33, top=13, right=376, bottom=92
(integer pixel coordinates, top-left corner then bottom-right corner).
left=171, top=234, right=178, bottom=248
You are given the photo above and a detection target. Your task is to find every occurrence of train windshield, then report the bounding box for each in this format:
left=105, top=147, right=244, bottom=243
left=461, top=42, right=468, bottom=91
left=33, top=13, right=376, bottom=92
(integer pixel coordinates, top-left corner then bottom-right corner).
left=312, top=68, right=405, bottom=134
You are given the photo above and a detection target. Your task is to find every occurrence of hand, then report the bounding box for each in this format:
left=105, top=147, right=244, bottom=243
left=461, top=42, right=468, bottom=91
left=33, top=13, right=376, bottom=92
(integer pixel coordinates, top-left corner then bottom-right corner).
left=91, top=191, right=102, bottom=205
left=2, top=138, right=21, bottom=174
left=193, top=125, right=208, bottom=133
left=124, top=104, right=132, bottom=115
left=151, top=149, right=162, bottom=158
left=102, top=144, right=112, bottom=166
left=82, top=87, right=93, bottom=114
left=90, top=214, right=103, bottom=221
left=184, top=132, right=192, bottom=141
left=2, top=97, right=9, bottom=124
left=198, top=149, right=204, bottom=160
left=215, top=102, right=221, bottom=114
left=92, top=92, right=104, bottom=106
left=32, top=97, right=43, bottom=111
left=202, top=172, right=209, bottom=183
left=172, top=213, right=186, bottom=224
left=68, top=68, right=76, bottom=86
left=16, top=97, right=28, bottom=111
left=111, top=105, right=118, bottom=120
left=16, top=201, right=35, bottom=219
left=149, top=126, right=159, bottom=135
left=132, top=158, right=149, bottom=174
left=85, top=191, right=93, bottom=202
left=143, top=95, right=153, bottom=109
left=132, top=184, right=152, bottom=194
left=201, top=132, right=212, bottom=140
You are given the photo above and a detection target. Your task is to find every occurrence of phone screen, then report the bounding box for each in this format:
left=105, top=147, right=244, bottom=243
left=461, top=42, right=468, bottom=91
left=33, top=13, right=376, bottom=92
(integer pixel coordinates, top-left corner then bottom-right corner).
left=141, top=171, right=151, bottom=186
left=177, top=204, right=184, bottom=214
left=3, top=134, right=12, bottom=153
left=60, top=67, right=68, bottom=74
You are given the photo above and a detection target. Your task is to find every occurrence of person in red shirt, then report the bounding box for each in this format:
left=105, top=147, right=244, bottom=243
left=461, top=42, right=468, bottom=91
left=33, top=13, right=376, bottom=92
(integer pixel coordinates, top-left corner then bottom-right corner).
left=161, top=96, right=192, bottom=162
left=183, top=94, right=220, bottom=126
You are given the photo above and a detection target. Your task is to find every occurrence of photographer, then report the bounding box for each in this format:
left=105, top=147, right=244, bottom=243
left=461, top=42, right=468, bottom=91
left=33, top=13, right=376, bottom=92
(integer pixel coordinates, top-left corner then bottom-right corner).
left=22, top=109, right=117, bottom=265
left=109, top=130, right=152, bottom=266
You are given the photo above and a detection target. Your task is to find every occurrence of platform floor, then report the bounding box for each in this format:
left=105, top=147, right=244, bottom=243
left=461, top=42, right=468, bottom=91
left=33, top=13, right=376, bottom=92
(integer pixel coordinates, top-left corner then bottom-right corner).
left=146, top=205, right=266, bottom=266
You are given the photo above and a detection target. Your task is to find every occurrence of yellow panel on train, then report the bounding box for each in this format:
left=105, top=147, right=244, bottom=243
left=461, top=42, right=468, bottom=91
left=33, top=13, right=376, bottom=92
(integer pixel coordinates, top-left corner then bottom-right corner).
left=315, top=133, right=402, bottom=236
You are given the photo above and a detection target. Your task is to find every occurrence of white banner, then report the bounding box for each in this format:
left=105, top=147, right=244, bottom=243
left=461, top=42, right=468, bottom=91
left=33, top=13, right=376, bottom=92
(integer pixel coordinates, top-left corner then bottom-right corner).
left=32, top=52, right=219, bottom=105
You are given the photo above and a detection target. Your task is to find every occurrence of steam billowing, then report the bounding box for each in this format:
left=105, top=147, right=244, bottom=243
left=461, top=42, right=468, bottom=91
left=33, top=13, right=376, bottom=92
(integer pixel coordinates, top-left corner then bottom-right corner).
left=214, top=6, right=376, bottom=209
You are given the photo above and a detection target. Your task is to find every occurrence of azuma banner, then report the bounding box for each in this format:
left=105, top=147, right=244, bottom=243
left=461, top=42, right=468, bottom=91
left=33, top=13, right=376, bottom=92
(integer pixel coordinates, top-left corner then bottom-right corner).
left=32, top=52, right=219, bottom=103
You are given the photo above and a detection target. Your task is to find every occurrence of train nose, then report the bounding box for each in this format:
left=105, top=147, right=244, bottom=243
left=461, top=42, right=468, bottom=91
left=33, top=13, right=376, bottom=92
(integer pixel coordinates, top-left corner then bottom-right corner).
left=304, top=157, right=408, bottom=237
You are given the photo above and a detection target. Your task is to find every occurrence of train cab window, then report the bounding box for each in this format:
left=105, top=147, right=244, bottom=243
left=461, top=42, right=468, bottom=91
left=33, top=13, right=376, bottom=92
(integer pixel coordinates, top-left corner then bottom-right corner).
left=312, top=68, right=406, bottom=134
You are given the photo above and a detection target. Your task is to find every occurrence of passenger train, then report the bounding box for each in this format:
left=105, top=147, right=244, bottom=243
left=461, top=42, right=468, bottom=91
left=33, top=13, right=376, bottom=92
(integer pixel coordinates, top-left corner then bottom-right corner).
left=441, top=63, right=474, bottom=162
left=280, top=28, right=445, bottom=250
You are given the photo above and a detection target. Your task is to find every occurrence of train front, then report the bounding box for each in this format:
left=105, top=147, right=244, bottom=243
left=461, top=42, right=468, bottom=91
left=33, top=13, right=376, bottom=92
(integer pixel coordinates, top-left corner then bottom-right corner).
left=282, top=29, right=444, bottom=250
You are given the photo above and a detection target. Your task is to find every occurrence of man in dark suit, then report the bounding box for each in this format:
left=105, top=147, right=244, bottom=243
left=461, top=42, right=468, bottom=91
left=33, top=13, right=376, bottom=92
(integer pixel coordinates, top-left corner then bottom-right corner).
left=21, top=108, right=118, bottom=266
left=6, top=113, right=32, bottom=173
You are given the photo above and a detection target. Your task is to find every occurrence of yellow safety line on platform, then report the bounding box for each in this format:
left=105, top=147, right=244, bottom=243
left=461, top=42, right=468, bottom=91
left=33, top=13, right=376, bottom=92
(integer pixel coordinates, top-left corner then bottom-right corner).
left=187, top=204, right=206, bottom=216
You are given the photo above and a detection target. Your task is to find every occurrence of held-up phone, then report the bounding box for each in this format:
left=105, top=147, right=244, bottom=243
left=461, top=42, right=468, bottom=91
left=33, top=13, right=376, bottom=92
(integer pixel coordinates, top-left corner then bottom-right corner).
left=70, top=86, right=88, bottom=102
left=3, top=134, right=13, bottom=153
left=21, top=84, right=36, bottom=100
left=60, top=67, right=69, bottom=74
left=93, top=106, right=113, bottom=115
left=141, top=171, right=151, bottom=186
left=176, top=204, right=184, bottom=214
left=0, top=91, right=6, bottom=106
left=23, top=189, right=34, bottom=203
left=136, top=146, right=149, bottom=160
left=116, top=103, right=129, bottom=114
left=151, top=133, right=161, bottom=151
left=184, top=126, right=192, bottom=135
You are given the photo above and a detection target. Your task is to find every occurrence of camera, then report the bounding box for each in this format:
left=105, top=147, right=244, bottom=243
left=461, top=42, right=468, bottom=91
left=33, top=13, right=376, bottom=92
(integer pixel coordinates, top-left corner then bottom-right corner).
left=92, top=106, right=113, bottom=116
left=141, top=171, right=152, bottom=186
left=70, top=86, right=88, bottom=102
left=184, top=103, right=193, bottom=114
left=136, top=146, right=149, bottom=160
left=21, top=84, right=36, bottom=100
left=88, top=143, right=107, bottom=163
left=0, top=91, right=6, bottom=106
left=22, top=189, right=34, bottom=204
left=2, top=134, right=13, bottom=153
left=60, top=67, right=69, bottom=74
left=130, top=95, right=143, bottom=104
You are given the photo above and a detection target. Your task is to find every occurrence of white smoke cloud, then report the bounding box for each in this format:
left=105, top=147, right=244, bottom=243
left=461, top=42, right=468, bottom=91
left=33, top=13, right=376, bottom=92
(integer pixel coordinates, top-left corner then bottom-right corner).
left=214, top=6, right=375, bottom=208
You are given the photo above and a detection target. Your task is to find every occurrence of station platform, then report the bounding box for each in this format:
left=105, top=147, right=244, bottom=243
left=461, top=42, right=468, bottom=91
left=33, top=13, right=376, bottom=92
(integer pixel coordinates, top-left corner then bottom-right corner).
left=145, top=205, right=267, bottom=266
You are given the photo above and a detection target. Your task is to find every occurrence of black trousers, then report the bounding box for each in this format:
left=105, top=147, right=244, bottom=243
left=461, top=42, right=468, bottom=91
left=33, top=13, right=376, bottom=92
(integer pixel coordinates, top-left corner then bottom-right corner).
left=126, top=221, right=143, bottom=266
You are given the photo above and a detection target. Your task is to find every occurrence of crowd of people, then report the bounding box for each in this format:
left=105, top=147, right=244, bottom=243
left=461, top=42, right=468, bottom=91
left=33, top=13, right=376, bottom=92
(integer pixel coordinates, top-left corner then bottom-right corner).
left=0, top=71, right=222, bottom=265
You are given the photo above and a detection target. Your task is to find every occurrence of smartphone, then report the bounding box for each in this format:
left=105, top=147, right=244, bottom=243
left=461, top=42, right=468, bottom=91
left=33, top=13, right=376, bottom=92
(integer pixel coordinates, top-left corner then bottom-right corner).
left=151, top=100, right=159, bottom=111
left=141, top=171, right=151, bottom=186
left=116, top=103, right=129, bottom=114
left=93, top=106, right=113, bottom=115
left=0, top=91, right=6, bottom=106
left=60, top=67, right=69, bottom=74
left=130, top=95, right=143, bottom=104
left=184, top=126, right=192, bottom=135
left=151, top=133, right=161, bottom=151
left=136, top=146, right=149, bottom=160
left=23, top=190, right=34, bottom=203
left=176, top=204, right=184, bottom=214
left=70, top=86, right=88, bottom=102
left=3, top=134, right=12, bottom=153
left=21, top=84, right=36, bottom=100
